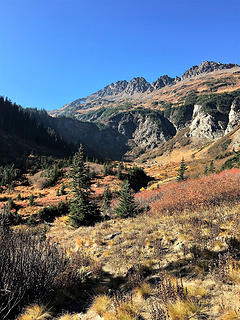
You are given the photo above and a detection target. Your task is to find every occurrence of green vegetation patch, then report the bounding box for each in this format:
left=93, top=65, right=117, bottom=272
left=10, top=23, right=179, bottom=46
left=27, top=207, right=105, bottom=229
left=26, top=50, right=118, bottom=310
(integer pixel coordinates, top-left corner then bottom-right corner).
left=196, top=91, right=240, bottom=116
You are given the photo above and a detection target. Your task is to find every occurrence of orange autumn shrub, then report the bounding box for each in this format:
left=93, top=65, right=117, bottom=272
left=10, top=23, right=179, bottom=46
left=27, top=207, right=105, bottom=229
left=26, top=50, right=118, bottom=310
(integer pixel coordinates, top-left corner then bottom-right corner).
left=135, top=169, right=240, bottom=214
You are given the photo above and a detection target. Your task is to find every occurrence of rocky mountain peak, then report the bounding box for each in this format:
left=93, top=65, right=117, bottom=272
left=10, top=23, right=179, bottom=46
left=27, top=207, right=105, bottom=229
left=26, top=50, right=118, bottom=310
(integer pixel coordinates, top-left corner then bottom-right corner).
left=125, top=77, right=152, bottom=95
left=152, top=75, right=175, bottom=90
left=95, top=80, right=128, bottom=98
left=181, top=61, right=239, bottom=80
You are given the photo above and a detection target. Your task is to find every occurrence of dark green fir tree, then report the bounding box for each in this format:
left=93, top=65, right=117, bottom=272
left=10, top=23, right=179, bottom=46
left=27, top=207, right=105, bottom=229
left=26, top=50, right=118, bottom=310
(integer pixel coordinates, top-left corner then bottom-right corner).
left=68, top=145, right=101, bottom=227
left=102, top=185, right=112, bottom=213
left=115, top=180, right=135, bottom=218
left=116, top=163, right=122, bottom=179
left=60, top=183, right=66, bottom=195
left=177, top=158, right=187, bottom=181
left=29, top=194, right=35, bottom=206
left=209, top=160, right=215, bottom=173
left=204, top=164, right=208, bottom=176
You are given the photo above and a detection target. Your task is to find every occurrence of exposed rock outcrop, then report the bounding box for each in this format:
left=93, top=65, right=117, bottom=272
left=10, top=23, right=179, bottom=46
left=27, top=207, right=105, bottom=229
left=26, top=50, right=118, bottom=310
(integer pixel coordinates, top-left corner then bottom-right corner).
left=225, top=97, right=240, bottom=134
left=132, top=116, right=167, bottom=149
left=124, top=77, right=153, bottom=95
left=182, top=61, right=239, bottom=80
left=189, top=104, right=227, bottom=139
left=96, top=80, right=128, bottom=97
left=152, top=75, right=175, bottom=90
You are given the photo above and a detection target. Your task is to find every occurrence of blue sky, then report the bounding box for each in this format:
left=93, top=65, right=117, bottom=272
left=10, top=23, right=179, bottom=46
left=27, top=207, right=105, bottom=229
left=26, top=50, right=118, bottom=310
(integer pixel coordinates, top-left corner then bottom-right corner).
left=0, top=0, right=240, bottom=110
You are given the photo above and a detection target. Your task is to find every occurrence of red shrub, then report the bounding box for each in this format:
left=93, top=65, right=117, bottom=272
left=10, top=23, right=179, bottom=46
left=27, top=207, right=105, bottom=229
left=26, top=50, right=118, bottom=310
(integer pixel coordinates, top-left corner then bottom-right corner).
left=135, top=169, right=240, bottom=214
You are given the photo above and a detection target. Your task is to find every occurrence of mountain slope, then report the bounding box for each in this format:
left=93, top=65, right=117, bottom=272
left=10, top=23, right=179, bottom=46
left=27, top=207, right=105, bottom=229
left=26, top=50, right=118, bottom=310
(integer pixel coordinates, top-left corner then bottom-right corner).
left=47, top=61, right=240, bottom=162
left=3, top=60, right=240, bottom=165
left=0, top=97, right=71, bottom=165
left=50, top=61, right=240, bottom=119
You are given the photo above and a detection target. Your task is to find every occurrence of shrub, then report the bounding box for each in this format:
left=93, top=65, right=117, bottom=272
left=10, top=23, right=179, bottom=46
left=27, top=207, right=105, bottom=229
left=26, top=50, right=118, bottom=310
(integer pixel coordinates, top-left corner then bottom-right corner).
left=0, top=164, right=19, bottom=189
left=17, top=193, right=22, bottom=201
left=168, top=299, right=202, bottom=320
left=37, top=201, right=69, bottom=223
left=42, top=166, right=63, bottom=188
left=136, top=169, right=240, bottom=214
left=126, top=166, right=152, bottom=192
left=0, top=205, right=23, bottom=228
left=0, top=229, right=78, bottom=319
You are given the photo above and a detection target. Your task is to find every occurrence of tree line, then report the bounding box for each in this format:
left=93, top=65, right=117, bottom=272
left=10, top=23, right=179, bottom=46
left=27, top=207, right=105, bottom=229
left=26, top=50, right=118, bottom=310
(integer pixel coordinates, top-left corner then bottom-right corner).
left=0, top=96, right=70, bottom=163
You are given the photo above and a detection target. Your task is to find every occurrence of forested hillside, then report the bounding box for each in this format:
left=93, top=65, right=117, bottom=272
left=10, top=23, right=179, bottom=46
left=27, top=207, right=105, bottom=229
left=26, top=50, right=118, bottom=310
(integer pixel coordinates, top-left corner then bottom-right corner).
left=0, top=97, right=70, bottom=165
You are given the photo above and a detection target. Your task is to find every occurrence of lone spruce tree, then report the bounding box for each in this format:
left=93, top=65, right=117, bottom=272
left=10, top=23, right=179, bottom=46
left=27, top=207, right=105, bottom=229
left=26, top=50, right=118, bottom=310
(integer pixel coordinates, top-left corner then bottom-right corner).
left=209, top=160, right=215, bottom=173
left=102, top=185, right=112, bottom=209
left=177, top=158, right=187, bottom=181
left=115, top=180, right=135, bottom=218
left=68, top=145, right=100, bottom=227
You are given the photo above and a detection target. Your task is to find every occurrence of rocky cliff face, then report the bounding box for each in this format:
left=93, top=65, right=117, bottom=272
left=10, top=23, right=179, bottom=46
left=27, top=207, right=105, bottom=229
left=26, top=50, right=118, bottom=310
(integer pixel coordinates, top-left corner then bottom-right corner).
left=188, top=105, right=227, bottom=139
left=96, top=80, right=128, bottom=97
left=124, top=77, right=152, bottom=95
left=152, top=75, right=175, bottom=90
left=181, top=61, right=239, bottom=80
left=225, top=97, right=240, bottom=134
left=103, top=110, right=176, bottom=157
left=132, top=116, right=167, bottom=149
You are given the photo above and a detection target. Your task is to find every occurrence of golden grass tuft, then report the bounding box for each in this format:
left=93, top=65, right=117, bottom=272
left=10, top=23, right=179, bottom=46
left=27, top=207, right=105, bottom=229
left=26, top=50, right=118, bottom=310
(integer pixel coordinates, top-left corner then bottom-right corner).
left=90, top=294, right=112, bottom=316
left=57, top=314, right=80, bottom=320
left=218, top=310, right=240, bottom=320
left=227, top=259, right=240, bottom=284
left=103, top=295, right=141, bottom=320
left=17, top=304, right=52, bottom=320
left=186, top=284, right=207, bottom=298
left=134, top=282, right=152, bottom=299
left=168, top=299, right=202, bottom=320
left=57, top=315, right=72, bottom=320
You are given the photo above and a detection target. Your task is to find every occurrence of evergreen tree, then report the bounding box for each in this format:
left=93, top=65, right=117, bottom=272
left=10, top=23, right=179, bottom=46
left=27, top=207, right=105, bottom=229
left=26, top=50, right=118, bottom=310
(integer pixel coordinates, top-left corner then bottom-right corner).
left=60, top=183, right=66, bottom=195
left=68, top=145, right=101, bottom=227
left=0, top=204, right=22, bottom=229
left=204, top=164, right=208, bottom=176
left=209, top=160, right=215, bottom=173
left=103, top=162, right=113, bottom=176
left=102, top=185, right=112, bottom=213
left=29, top=194, right=35, bottom=206
left=115, top=180, right=135, bottom=218
left=177, top=158, right=187, bottom=181
left=7, top=198, right=15, bottom=211
left=116, top=163, right=122, bottom=179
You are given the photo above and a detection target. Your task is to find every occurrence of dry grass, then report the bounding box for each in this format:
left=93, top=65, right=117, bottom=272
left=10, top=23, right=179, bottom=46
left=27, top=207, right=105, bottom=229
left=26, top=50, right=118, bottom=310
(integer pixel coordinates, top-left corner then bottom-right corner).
left=134, top=282, right=152, bottom=299
left=218, top=310, right=240, bottom=320
left=103, top=294, right=141, bottom=320
left=17, top=305, right=52, bottom=320
left=90, top=294, right=112, bottom=316
left=168, top=298, right=202, bottom=320
left=56, top=314, right=80, bottom=320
